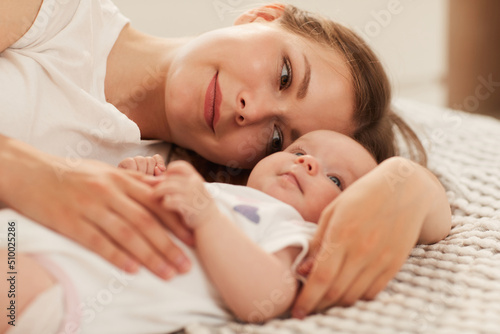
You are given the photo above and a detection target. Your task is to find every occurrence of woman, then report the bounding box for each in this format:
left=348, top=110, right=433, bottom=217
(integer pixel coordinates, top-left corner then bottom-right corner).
left=0, top=0, right=449, bottom=318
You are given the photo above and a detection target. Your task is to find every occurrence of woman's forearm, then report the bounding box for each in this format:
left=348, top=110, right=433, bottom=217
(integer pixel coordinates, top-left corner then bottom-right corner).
left=195, top=213, right=298, bottom=322
left=0, top=134, right=193, bottom=279
left=0, top=134, right=49, bottom=207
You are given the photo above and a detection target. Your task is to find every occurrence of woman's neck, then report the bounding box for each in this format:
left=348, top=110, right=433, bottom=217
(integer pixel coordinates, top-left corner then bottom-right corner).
left=105, top=25, right=188, bottom=141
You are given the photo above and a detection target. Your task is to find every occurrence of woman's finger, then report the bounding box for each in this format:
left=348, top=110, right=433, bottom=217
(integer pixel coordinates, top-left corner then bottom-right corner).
left=113, top=182, right=193, bottom=274
left=89, top=206, right=179, bottom=279
left=150, top=203, right=195, bottom=246
left=314, top=246, right=371, bottom=311
left=296, top=204, right=333, bottom=276
left=62, top=215, right=140, bottom=274
left=292, top=243, right=346, bottom=318
left=335, top=251, right=391, bottom=306
left=125, top=171, right=195, bottom=244
left=363, top=257, right=406, bottom=300
left=292, top=203, right=344, bottom=317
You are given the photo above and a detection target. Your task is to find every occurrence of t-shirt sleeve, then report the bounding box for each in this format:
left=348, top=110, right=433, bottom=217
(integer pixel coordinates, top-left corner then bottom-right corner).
left=10, top=0, right=129, bottom=54
left=257, top=219, right=317, bottom=274
left=9, top=0, right=81, bottom=50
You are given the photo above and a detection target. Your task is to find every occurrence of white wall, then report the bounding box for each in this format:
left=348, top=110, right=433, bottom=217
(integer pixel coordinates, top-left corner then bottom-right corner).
left=113, top=0, right=449, bottom=107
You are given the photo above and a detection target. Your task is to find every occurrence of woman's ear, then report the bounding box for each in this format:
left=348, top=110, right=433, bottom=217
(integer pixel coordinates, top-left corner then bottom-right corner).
left=234, top=3, right=285, bottom=25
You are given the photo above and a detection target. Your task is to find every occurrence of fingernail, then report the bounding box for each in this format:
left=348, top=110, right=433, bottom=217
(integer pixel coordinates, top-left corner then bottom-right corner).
left=175, top=255, right=191, bottom=273
left=158, top=264, right=177, bottom=280
left=123, top=259, right=139, bottom=273
left=292, top=308, right=306, bottom=319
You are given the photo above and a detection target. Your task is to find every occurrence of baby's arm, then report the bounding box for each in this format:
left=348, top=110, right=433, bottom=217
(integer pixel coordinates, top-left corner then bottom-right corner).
left=156, top=161, right=301, bottom=322
left=196, top=214, right=300, bottom=322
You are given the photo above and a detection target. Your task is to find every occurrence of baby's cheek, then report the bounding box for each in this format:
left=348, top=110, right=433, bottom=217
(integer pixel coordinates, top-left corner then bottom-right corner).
left=311, top=191, right=339, bottom=220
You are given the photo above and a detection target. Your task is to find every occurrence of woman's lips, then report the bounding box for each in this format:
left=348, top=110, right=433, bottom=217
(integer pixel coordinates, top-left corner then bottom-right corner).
left=204, top=72, right=221, bottom=132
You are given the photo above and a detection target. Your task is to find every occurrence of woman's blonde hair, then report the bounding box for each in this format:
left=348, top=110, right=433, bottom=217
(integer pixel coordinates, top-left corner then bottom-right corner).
left=172, top=4, right=427, bottom=183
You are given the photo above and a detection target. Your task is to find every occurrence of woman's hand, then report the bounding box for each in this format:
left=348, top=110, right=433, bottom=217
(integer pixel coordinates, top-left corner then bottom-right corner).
left=153, top=161, right=219, bottom=230
left=292, top=157, right=450, bottom=317
left=118, top=154, right=197, bottom=243
left=0, top=136, right=192, bottom=279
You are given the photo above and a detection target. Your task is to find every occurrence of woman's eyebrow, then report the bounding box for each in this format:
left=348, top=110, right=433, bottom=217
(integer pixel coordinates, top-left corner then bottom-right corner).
left=296, top=54, right=311, bottom=100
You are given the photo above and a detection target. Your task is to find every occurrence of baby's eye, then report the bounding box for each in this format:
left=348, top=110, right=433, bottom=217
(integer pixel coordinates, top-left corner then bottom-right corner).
left=294, top=152, right=304, bottom=156
left=328, top=176, right=342, bottom=189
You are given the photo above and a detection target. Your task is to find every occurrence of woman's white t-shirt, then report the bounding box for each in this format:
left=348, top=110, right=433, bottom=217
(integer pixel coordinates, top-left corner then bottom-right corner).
left=0, top=0, right=164, bottom=166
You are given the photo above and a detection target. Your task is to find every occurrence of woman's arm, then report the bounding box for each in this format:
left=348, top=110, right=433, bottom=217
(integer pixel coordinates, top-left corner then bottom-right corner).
left=292, top=156, right=452, bottom=317
left=158, top=161, right=300, bottom=322
left=0, top=134, right=192, bottom=279
left=0, top=0, right=43, bottom=53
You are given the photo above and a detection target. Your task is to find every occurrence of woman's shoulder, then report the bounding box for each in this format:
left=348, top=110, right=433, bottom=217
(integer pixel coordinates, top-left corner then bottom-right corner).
left=0, top=0, right=43, bottom=52
left=3, top=0, right=128, bottom=54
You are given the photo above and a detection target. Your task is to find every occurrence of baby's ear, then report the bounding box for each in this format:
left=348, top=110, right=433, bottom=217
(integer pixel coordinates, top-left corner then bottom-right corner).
left=234, top=3, right=285, bottom=25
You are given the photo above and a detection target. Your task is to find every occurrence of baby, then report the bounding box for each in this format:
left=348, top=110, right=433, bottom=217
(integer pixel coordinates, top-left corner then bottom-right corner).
left=117, top=130, right=378, bottom=326
left=3, top=130, right=442, bottom=333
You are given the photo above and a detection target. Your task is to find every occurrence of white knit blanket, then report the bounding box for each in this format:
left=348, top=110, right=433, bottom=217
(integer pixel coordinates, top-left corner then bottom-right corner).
left=186, top=100, right=500, bottom=334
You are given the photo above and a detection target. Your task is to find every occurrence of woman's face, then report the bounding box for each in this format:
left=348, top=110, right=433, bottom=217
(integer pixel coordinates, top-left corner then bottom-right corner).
left=165, top=20, right=355, bottom=168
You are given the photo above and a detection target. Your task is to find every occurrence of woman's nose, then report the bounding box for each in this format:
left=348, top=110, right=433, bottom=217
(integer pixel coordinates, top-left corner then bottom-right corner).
left=235, top=93, right=278, bottom=126
left=295, top=155, right=319, bottom=175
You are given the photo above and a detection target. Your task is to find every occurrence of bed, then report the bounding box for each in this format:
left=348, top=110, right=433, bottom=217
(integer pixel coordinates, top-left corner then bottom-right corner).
left=183, top=99, right=500, bottom=333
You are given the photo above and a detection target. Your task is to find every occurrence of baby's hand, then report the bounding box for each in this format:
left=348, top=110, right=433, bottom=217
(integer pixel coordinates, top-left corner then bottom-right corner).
left=118, top=154, right=166, bottom=176
left=154, top=161, right=218, bottom=229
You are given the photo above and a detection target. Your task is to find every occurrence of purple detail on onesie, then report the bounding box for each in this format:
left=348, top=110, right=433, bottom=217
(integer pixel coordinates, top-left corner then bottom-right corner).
left=233, top=205, right=260, bottom=224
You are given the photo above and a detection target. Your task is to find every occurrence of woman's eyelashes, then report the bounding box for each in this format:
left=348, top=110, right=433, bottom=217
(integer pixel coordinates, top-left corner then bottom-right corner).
left=279, top=56, right=292, bottom=90
left=268, top=125, right=283, bottom=154
left=266, top=56, right=291, bottom=155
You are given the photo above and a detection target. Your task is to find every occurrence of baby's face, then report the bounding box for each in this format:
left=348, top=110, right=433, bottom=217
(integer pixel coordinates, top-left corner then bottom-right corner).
left=247, top=130, right=377, bottom=223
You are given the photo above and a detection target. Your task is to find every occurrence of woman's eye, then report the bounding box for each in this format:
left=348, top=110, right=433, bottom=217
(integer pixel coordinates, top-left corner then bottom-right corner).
left=279, top=58, right=292, bottom=90
left=268, top=126, right=283, bottom=154
left=328, top=176, right=342, bottom=189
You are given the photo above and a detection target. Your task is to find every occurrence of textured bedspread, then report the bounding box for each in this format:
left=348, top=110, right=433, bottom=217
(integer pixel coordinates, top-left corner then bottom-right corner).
left=186, top=100, right=500, bottom=334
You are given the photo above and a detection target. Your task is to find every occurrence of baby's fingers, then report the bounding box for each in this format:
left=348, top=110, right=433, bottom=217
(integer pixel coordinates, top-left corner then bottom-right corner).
left=152, top=154, right=166, bottom=171
left=118, top=157, right=138, bottom=171
left=134, top=156, right=160, bottom=175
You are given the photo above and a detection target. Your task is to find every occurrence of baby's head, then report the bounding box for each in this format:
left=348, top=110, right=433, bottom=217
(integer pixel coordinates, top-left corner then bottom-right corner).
left=247, top=130, right=377, bottom=222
